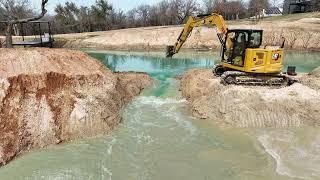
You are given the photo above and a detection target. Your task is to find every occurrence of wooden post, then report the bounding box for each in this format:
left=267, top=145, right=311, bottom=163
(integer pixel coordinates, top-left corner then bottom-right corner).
left=48, top=22, right=53, bottom=48
left=38, top=22, right=43, bottom=46
left=5, top=22, right=13, bottom=48
left=20, top=23, right=25, bottom=42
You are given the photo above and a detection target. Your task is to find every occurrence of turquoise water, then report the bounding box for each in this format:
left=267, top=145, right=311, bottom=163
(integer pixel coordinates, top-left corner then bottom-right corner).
left=90, top=50, right=320, bottom=73
left=283, top=51, right=320, bottom=72
left=0, top=51, right=319, bottom=180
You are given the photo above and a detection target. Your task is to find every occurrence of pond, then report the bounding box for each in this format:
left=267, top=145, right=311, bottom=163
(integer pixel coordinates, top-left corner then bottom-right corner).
left=0, top=51, right=319, bottom=180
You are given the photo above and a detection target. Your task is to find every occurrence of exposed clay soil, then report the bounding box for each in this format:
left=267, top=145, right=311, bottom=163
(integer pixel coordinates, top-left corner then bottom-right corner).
left=0, top=48, right=153, bottom=166
left=180, top=68, right=320, bottom=127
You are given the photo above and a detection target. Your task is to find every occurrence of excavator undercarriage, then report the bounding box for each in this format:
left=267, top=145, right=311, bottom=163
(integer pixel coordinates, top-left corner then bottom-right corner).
left=214, top=65, right=296, bottom=86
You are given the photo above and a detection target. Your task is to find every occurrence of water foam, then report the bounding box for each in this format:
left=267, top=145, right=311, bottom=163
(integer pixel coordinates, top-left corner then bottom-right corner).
left=134, top=96, right=187, bottom=106
left=102, top=165, right=112, bottom=180
left=128, top=96, right=197, bottom=137
left=258, top=130, right=320, bottom=180
left=133, top=132, right=155, bottom=144
left=106, top=137, right=117, bottom=155
left=165, top=106, right=197, bottom=136
left=258, top=133, right=300, bottom=179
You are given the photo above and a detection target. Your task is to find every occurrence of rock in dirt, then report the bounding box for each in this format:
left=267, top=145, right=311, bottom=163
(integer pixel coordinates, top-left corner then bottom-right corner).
left=0, top=48, right=153, bottom=166
left=180, top=68, right=320, bottom=128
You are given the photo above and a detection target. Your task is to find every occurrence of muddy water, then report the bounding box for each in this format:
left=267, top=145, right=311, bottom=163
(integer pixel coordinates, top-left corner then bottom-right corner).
left=0, top=51, right=320, bottom=180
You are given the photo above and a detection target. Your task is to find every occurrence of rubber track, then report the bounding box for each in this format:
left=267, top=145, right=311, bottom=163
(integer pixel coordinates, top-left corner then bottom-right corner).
left=220, top=71, right=292, bottom=86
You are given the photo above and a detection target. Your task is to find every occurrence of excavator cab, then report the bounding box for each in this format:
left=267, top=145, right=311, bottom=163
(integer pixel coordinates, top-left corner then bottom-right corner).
left=222, top=29, right=263, bottom=67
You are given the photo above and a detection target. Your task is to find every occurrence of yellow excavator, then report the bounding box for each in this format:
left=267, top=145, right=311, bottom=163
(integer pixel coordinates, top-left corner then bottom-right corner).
left=166, top=13, right=296, bottom=86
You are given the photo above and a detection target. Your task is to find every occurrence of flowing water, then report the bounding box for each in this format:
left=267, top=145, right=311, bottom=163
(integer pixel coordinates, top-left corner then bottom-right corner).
left=0, top=51, right=320, bottom=180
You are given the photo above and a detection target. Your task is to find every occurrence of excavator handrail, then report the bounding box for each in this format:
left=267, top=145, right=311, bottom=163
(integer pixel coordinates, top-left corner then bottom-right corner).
left=166, top=13, right=229, bottom=57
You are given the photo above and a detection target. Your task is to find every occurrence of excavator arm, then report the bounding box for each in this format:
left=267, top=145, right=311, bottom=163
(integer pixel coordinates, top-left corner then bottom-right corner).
left=166, top=13, right=229, bottom=58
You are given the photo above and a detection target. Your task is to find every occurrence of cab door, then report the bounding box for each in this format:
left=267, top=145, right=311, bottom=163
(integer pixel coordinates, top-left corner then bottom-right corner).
left=231, top=31, right=248, bottom=67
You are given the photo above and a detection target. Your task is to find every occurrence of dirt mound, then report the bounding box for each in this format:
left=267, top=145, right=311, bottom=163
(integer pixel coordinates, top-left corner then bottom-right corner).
left=0, top=48, right=108, bottom=78
left=181, top=69, right=320, bottom=127
left=308, top=67, right=320, bottom=78
left=0, top=48, right=153, bottom=166
left=300, top=67, right=320, bottom=91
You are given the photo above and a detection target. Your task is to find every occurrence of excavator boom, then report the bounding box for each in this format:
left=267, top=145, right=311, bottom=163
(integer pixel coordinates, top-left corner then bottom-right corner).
left=166, top=13, right=228, bottom=58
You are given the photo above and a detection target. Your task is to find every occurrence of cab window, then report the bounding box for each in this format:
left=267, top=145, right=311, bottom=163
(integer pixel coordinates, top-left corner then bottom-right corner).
left=224, top=32, right=236, bottom=60
left=248, top=32, right=262, bottom=48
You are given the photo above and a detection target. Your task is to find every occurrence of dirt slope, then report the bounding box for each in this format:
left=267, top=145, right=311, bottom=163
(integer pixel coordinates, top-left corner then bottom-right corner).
left=0, top=48, right=153, bottom=165
left=180, top=68, right=320, bottom=127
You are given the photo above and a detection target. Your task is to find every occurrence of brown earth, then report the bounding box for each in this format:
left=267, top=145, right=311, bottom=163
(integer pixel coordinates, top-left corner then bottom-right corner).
left=180, top=68, right=320, bottom=127
left=300, top=67, right=320, bottom=91
left=0, top=48, right=153, bottom=166
left=49, top=12, right=320, bottom=51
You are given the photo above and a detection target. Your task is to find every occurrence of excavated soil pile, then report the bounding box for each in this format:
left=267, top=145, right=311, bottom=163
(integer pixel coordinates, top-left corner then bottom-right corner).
left=0, top=48, right=153, bottom=165
left=180, top=68, right=320, bottom=127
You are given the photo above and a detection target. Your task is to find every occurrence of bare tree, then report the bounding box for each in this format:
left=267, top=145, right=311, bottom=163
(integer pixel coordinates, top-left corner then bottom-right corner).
left=126, top=8, right=138, bottom=28
left=0, top=0, right=33, bottom=20
left=110, top=9, right=126, bottom=29
left=202, top=0, right=215, bottom=13
left=171, top=0, right=199, bottom=24
left=0, top=0, right=48, bottom=48
left=136, top=5, right=151, bottom=26
left=158, top=0, right=171, bottom=25
left=248, top=0, right=269, bottom=19
left=225, top=0, right=246, bottom=20
left=91, top=0, right=113, bottom=31
left=202, top=0, right=246, bottom=20
left=54, top=2, right=80, bottom=33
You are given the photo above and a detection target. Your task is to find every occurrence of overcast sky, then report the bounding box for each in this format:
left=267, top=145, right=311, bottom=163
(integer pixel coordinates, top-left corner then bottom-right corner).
left=30, top=0, right=166, bottom=14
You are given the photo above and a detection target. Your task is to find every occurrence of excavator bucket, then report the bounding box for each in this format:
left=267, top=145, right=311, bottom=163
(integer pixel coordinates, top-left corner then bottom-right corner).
left=166, top=46, right=175, bottom=58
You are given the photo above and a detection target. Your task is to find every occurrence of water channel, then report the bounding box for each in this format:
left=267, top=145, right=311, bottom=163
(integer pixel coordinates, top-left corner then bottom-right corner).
left=0, top=51, right=320, bottom=180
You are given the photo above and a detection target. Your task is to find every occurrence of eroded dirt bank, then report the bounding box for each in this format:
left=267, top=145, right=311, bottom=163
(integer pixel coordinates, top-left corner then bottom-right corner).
left=0, top=48, right=153, bottom=165
left=180, top=68, right=320, bottom=127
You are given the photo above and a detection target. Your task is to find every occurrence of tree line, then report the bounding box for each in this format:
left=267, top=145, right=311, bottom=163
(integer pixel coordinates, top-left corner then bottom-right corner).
left=1, top=0, right=274, bottom=35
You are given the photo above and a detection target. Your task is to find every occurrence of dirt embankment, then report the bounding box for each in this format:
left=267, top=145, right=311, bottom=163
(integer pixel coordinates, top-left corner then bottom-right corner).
left=180, top=68, right=320, bottom=127
left=54, top=13, right=320, bottom=51
left=0, top=48, right=153, bottom=166
left=300, top=67, right=320, bottom=91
